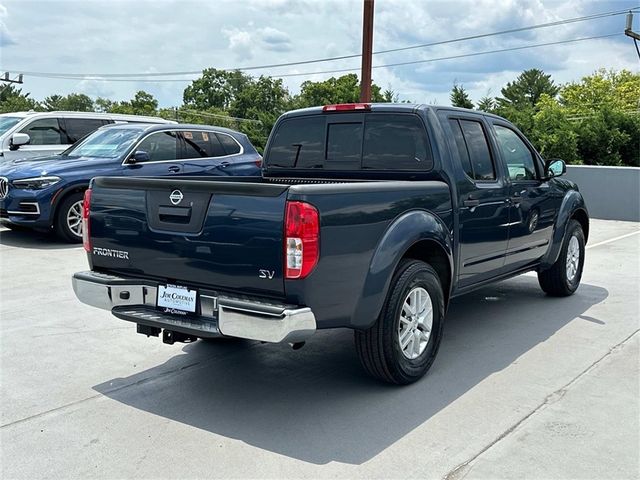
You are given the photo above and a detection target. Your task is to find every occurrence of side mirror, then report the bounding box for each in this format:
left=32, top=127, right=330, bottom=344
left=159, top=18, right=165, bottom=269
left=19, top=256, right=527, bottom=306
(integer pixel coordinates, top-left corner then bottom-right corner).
left=127, top=150, right=150, bottom=164
left=546, top=159, right=566, bottom=178
left=10, top=133, right=30, bottom=150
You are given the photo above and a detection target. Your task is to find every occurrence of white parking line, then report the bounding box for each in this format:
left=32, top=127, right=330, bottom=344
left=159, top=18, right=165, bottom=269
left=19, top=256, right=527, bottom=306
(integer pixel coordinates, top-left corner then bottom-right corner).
left=587, top=230, right=640, bottom=249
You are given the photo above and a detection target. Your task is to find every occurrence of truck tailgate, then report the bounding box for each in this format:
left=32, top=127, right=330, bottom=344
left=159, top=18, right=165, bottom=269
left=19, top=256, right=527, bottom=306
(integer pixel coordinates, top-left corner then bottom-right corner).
left=88, top=177, right=289, bottom=298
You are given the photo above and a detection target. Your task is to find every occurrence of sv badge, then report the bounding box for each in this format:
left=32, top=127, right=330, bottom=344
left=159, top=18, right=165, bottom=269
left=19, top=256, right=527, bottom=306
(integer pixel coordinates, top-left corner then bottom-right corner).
left=258, top=269, right=275, bottom=279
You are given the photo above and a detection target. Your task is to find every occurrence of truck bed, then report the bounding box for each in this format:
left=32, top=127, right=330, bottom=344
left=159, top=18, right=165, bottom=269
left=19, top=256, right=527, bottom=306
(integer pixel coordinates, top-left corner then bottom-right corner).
left=88, top=175, right=452, bottom=325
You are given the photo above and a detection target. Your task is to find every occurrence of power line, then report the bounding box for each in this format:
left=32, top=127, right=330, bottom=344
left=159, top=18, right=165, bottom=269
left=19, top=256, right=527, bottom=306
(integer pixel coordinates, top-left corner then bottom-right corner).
left=7, top=7, right=637, bottom=79
left=276, top=32, right=623, bottom=78
left=15, top=32, right=621, bottom=83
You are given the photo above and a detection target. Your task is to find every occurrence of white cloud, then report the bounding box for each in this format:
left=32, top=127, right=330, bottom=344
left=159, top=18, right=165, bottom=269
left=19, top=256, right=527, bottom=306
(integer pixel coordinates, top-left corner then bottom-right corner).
left=0, top=3, right=16, bottom=46
left=222, top=27, right=254, bottom=61
left=76, top=79, right=115, bottom=99
left=261, top=27, right=292, bottom=52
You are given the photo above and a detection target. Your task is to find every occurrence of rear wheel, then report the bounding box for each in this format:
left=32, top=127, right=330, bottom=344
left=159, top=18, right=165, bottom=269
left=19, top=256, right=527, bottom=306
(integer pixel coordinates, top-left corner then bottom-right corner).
left=55, top=192, right=84, bottom=243
left=355, top=259, right=445, bottom=384
left=538, top=219, right=585, bottom=296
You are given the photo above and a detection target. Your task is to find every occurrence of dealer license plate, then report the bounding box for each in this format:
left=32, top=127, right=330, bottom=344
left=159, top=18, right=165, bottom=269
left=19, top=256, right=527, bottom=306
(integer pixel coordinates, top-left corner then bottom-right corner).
left=157, top=284, right=197, bottom=314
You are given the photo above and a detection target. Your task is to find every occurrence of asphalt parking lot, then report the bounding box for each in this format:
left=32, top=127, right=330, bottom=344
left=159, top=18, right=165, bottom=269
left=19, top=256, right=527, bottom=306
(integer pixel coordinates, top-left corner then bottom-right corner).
left=1, top=219, right=638, bottom=479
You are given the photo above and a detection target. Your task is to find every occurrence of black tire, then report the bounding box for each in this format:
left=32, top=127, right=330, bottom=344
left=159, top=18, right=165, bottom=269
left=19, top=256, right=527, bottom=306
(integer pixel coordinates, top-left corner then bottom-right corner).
left=538, top=219, right=585, bottom=296
left=55, top=192, right=85, bottom=243
left=354, top=259, right=445, bottom=385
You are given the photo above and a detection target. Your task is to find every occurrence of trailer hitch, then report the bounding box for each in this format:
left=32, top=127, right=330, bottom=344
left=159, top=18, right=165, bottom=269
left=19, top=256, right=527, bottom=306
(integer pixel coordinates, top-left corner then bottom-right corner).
left=162, top=329, right=198, bottom=345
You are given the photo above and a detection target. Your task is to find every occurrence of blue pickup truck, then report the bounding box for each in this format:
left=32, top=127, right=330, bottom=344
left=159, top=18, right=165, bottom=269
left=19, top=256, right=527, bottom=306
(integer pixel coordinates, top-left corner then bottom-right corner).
left=72, top=103, right=588, bottom=384
left=0, top=123, right=261, bottom=241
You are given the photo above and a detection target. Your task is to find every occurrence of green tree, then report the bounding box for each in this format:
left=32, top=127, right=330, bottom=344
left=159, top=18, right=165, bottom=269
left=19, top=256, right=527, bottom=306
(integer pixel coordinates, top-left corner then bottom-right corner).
left=292, top=74, right=386, bottom=108
left=497, top=68, right=559, bottom=108
left=0, top=85, right=39, bottom=113
left=94, top=97, right=116, bottom=113
left=561, top=69, right=640, bottom=167
left=476, top=96, right=496, bottom=113
left=450, top=83, right=474, bottom=109
left=105, top=91, right=159, bottom=116
left=573, top=107, right=631, bottom=166
left=530, top=94, right=579, bottom=163
left=229, top=76, right=290, bottom=152
left=42, top=93, right=94, bottom=112
left=183, top=69, right=252, bottom=110
left=382, top=88, right=399, bottom=102
left=128, top=90, right=158, bottom=116
left=494, top=69, right=560, bottom=137
left=229, top=76, right=289, bottom=119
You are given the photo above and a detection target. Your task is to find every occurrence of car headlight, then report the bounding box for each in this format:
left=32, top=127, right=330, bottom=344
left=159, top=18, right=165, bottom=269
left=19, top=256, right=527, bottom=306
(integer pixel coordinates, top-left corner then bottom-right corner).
left=12, top=176, right=61, bottom=190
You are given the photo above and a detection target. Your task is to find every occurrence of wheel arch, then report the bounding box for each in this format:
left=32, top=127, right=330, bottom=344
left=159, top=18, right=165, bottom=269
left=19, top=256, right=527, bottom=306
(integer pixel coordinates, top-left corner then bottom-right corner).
left=571, top=207, right=589, bottom=243
left=50, top=183, right=89, bottom=225
left=540, top=190, right=589, bottom=269
left=351, top=209, right=454, bottom=330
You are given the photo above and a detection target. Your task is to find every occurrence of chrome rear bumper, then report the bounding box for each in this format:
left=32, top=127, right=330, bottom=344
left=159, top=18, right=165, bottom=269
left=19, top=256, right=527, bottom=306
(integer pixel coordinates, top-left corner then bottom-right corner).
left=72, top=271, right=316, bottom=344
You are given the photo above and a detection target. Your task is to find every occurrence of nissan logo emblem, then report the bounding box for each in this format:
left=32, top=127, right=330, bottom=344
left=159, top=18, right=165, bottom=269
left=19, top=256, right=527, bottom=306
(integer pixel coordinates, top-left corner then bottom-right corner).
left=169, top=190, right=183, bottom=205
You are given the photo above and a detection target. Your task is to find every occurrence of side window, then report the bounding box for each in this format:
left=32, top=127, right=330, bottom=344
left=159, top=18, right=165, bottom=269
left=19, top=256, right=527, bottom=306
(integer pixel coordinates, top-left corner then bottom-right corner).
left=459, top=120, right=496, bottom=181
left=268, top=117, right=325, bottom=168
left=63, top=118, right=107, bottom=143
left=209, top=134, right=227, bottom=157
left=448, top=119, right=474, bottom=179
left=19, top=118, right=65, bottom=146
left=217, top=133, right=241, bottom=155
left=136, top=131, right=178, bottom=161
left=494, top=125, right=537, bottom=181
left=180, top=130, right=218, bottom=158
left=326, top=122, right=363, bottom=169
left=363, top=114, right=432, bottom=170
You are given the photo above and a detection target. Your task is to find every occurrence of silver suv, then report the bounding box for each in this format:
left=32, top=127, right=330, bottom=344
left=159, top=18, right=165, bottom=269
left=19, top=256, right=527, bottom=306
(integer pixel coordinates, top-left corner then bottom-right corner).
left=0, top=111, right=174, bottom=161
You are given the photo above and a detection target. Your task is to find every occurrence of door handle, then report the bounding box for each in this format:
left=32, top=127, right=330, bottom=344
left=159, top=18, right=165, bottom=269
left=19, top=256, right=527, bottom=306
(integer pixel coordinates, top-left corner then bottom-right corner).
left=463, top=199, right=480, bottom=207
left=219, top=161, right=230, bottom=168
left=168, top=165, right=180, bottom=173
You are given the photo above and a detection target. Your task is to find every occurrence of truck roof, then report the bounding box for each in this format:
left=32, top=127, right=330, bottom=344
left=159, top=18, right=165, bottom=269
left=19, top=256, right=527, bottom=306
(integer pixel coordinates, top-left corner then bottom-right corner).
left=280, top=103, right=501, bottom=120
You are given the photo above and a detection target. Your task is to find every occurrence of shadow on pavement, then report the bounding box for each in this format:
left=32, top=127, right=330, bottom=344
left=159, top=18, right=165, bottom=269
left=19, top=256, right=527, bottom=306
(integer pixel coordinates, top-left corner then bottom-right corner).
left=93, top=276, right=608, bottom=465
left=0, top=227, right=78, bottom=250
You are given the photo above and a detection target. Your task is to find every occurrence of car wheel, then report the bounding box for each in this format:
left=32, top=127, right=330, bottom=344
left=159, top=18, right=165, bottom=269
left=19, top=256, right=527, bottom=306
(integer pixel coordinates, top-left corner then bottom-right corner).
left=55, top=192, right=85, bottom=243
left=538, top=219, right=585, bottom=296
left=354, top=259, right=445, bottom=384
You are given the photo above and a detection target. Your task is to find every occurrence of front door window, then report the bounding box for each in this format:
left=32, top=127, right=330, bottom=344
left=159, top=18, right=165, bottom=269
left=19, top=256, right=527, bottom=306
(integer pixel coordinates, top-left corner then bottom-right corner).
left=136, top=131, right=178, bottom=162
left=493, top=125, right=537, bottom=181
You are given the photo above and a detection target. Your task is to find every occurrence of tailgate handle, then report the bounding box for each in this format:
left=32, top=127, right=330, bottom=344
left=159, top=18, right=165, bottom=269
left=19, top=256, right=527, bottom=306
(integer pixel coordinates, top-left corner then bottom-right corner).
left=158, top=206, right=192, bottom=223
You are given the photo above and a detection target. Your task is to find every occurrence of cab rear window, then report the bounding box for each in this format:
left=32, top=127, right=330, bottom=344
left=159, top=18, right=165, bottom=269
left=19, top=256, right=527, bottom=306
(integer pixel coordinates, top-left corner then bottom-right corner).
left=268, top=117, right=324, bottom=168
left=267, top=113, right=432, bottom=171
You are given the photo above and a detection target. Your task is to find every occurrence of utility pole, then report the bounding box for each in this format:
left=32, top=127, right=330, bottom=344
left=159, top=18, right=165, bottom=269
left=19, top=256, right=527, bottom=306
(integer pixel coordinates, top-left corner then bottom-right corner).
left=624, top=10, right=640, bottom=60
left=625, top=10, right=640, bottom=40
left=359, top=0, right=374, bottom=103
left=1, top=72, right=24, bottom=85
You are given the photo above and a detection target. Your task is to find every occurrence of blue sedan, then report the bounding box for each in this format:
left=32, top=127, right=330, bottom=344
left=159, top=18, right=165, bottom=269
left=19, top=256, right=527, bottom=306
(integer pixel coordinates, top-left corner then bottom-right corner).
left=0, top=123, right=262, bottom=241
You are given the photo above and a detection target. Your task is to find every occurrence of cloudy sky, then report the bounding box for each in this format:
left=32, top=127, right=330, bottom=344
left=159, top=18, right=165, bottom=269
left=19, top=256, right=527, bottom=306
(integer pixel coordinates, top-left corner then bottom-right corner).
left=1, top=0, right=638, bottom=109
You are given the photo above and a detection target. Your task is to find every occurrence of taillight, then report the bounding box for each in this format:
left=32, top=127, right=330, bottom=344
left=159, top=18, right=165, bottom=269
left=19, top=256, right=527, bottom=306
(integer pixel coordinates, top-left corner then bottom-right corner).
left=82, top=188, right=92, bottom=252
left=285, top=201, right=319, bottom=279
left=322, top=103, right=371, bottom=112
left=255, top=156, right=263, bottom=167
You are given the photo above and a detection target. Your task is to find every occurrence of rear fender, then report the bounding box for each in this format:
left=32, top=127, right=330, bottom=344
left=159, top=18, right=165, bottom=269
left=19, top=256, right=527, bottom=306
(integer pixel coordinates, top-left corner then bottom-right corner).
left=351, top=210, right=453, bottom=329
left=540, top=190, right=588, bottom=269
